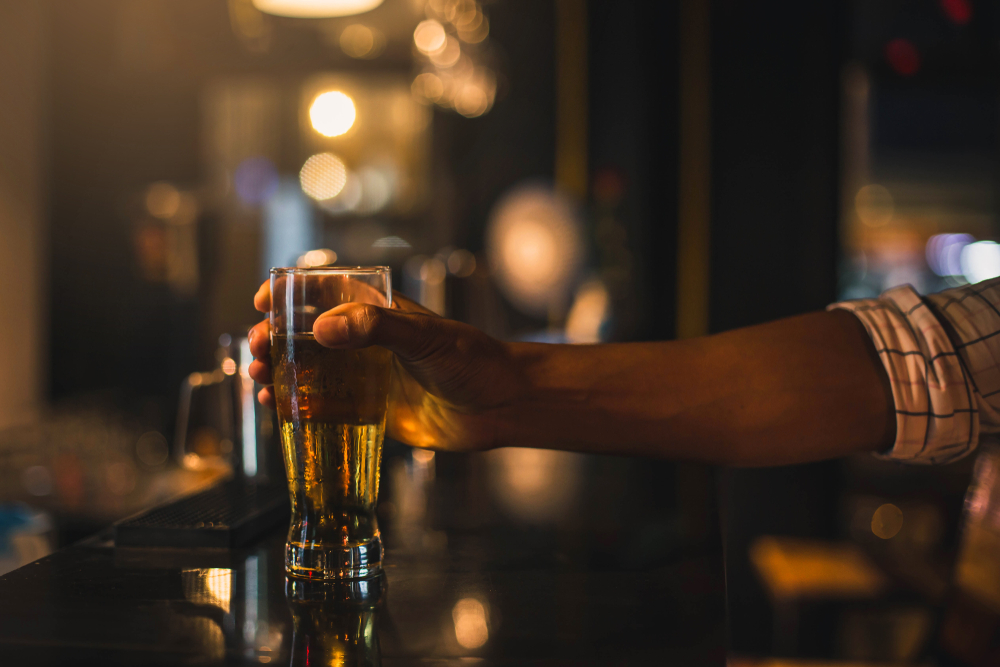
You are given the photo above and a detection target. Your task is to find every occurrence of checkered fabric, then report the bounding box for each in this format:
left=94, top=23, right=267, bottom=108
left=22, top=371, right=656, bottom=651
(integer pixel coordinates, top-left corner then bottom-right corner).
left=830, top=277, right=1000, bottom=464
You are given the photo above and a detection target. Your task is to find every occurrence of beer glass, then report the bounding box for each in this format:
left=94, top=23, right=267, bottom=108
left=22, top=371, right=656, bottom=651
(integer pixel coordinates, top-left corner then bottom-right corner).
left=270, top=266, right=392, bottom=579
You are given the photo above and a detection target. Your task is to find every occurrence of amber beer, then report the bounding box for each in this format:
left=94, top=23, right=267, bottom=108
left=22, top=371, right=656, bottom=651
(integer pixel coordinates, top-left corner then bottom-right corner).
left=269, top=266, right=393, bottom=579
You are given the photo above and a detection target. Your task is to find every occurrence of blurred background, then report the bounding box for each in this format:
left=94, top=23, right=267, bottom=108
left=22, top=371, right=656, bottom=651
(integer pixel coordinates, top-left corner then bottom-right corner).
left=1, top=0, right=1000, bottom=661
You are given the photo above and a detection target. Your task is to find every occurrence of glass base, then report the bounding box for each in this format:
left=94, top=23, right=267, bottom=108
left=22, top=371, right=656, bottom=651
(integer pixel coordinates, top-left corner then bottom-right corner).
left=285, top=537, right=383, bottom=580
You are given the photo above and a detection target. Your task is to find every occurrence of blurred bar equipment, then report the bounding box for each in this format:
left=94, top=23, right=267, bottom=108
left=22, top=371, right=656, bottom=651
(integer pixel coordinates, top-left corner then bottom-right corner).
left=938, top=444, right=1000, bottom=664
left=174, top=334, right=281, bottom=483
left=114, top=335, right=287, bottom=550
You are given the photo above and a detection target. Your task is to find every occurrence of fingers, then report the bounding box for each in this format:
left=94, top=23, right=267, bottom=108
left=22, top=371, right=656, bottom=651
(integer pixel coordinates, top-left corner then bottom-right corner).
left=257, top=386, right=275, bottom=409
left=254, top=280, right=270, bottom=313
left=314, top=303, right=449, bottom=361
left=249, top=359, right=272, bottom=385
left=248, top=319, right=270, bottom=359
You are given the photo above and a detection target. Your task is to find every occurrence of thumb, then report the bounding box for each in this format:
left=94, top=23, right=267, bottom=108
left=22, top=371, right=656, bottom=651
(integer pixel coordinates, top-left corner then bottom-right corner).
left=313, top=303, right=446, bottom=361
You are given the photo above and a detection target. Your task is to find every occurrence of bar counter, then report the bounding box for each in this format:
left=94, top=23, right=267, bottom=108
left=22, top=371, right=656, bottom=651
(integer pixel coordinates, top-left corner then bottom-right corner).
left=0, top=448, right=727, bottom=665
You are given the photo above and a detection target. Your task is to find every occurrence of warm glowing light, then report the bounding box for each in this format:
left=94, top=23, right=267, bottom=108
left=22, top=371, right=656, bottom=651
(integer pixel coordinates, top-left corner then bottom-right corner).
left=486, top=186, right=584, bottom=316
left=430, top=36, right=461, bottom=68
left=252, top=0, right=383, bottom=18
left=855, top=184, right=894, bottom=227
left=750, top=537, right=886, bottom=599
left=455, top=83, right=488, bottom=117
left=565, top=280, right=610, bottom=344
left=458, top=15, right=488, bottom=43
left=885, top=38, right=920, bottom=76
left=414, top=20, right=447, bottom=54
left=961, top=241, right=1000, bottom=284
left=184, top=568, right=233, bottom=613
left=871, top=503, right=903, bottom=539
left=452, top=598, right=489, bottom=649
left=319, top=172, right=362, bottom=214
left=412, top=449, right=435, bottom=463
left=146, top=182, right=181, bottom=219
left=221, top=358, right=238, bottom=376
left=299, top=152, right=348, bottom=200
left=447, top=249, right=476, bottom=277
left=340, top=24, right=383, bottom=59
left=412, top=72, right=445, bottom=102
left=310, top=91, right=356, bottom=137
left=420, top=257, right=447, bottom=285
left=297, top=248, right=338, bottom=267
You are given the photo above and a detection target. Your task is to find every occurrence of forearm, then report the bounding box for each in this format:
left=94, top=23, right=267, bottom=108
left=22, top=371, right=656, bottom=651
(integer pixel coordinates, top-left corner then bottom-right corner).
left=500, top=310, right=895, bottom=465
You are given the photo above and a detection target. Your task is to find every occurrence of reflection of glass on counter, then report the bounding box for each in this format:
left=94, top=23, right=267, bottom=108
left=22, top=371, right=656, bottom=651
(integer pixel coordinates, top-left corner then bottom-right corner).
left=939, top=444, right=1000, bottom=663
left=285, top=575, right=383, bottom=666
left=955, top=444, right=1000, bottom=609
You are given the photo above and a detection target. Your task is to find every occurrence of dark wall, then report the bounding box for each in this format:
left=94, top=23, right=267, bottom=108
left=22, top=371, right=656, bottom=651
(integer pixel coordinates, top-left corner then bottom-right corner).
left=710, top=0, right=845, bottom=654
left=710, top=0, right=842, bottom=332
left=589, top=0, right=679, bottom=341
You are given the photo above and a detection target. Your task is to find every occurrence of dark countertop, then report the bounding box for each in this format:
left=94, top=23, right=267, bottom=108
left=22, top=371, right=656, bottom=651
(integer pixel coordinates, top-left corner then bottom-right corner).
left=0, top=448, right=728, bottom=666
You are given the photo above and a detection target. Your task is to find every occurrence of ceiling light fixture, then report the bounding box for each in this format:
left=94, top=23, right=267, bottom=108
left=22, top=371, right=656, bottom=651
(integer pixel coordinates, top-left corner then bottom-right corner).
left=251, top=0, right=383, bottom=19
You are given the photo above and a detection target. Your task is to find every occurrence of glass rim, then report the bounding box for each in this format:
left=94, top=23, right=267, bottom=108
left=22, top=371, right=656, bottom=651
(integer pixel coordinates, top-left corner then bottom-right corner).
left=269, top=265, right=390, bottom=276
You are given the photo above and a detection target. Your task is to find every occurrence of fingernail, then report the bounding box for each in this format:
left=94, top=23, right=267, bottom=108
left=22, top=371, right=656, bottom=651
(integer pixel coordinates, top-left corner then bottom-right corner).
left=247, top=328, right=255, bottom=346
left=315, top=316, right=349, bottom=346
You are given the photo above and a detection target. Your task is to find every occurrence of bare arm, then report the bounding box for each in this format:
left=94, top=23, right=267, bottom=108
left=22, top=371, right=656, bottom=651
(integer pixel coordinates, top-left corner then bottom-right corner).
left=498, top=310, right=895, bottom=465
left=249, top=281, right=894, bottom=466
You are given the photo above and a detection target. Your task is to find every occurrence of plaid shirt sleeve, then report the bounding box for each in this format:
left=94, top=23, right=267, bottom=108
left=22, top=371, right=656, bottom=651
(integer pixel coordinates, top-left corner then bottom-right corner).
left=829, top=277, right=1000, bottom=464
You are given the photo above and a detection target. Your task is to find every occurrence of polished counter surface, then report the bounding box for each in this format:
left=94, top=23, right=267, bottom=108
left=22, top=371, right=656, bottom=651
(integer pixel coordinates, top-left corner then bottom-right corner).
left=0, top=448, right=727, bottom=665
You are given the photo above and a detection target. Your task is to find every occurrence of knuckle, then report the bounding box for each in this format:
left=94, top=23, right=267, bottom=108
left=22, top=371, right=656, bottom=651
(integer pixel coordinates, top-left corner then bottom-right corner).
left=355, top=305, right=382, bottom=343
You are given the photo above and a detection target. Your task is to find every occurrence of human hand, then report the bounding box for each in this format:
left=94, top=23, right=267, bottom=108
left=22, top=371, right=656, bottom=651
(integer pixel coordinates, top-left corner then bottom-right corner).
left=248, top=280, right=523, bottom=452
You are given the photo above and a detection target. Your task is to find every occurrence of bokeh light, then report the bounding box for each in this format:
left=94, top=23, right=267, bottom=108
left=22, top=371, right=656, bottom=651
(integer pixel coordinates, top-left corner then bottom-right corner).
left=339, top=23, right=384, bottom=59
left=961, top=241, right=1000, bottom=284
left=447, top=249, right=476, bottom=277
left=411, top=72, right=445, bottom=103
left=296, top=248, right=338, bottom=267
left=22, top=465, right=52, bottom=497
left=926, top=233, right=974, bottom=277
left=885, top=38, right=920, bottom=76
left=458, top=14, right=488, bottom=43
left=455, top=83, right=488, bottom=117
left=309, top=91, right=356, bottom=137
left=565, top=279, right=610, bottom=344
left=318, top=171, right=361, bottom=214
left=414, top=20, right=447, bottom=55
left=855, top=184, right=894, bottom=227
left=233, top=156, right=279, bottom=206
left=487, top=447, right=584, bottom=522
left=871, top=503, right=903, bottom=540
left=940, top=0, right=972, bottom=25
left=136, top=431, right=170, bottom=467
left=252, top=0, right=383, bottom=18
left=356, top=166, right=394, bottom=214
left=452, top=598, right=489, bottom=649
left=430, top=36, right=461, bottom=68
left=299, top=152, right=348, bottom=200
left=146, top=182, right=181, bottom=219
left=486, top=185, right=585, bottom=317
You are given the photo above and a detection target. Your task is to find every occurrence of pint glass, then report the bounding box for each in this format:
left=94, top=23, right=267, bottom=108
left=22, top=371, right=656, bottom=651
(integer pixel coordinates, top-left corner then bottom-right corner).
left=269, top=266, right=392, bottom=579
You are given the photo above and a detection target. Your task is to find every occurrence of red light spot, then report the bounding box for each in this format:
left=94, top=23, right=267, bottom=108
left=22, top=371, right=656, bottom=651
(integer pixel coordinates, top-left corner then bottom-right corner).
left=940, top=0, right=972, bottom=25
left=884, top=38, right=920, bottom=76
